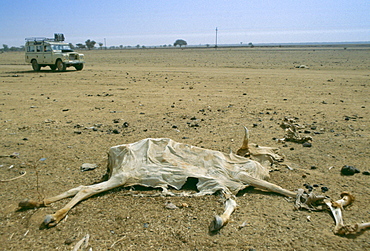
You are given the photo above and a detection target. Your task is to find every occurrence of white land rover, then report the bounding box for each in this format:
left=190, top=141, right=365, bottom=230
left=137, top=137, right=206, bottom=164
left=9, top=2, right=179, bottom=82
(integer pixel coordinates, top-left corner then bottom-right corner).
left=25, top=34, right=84, bottom=71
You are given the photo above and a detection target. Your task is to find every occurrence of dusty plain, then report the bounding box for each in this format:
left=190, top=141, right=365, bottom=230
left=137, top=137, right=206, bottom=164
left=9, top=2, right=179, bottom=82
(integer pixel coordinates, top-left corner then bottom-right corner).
left=0, top=46, right=369, bottom=250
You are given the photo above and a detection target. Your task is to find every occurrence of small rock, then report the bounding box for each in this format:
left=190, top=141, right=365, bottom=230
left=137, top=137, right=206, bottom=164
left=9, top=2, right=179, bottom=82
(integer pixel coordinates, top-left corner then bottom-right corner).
left=341, top=165, right=360, bottom=175
left=81, top=163, right=97, bottom=172
left=302, top=142, right=312, bottom=147
left=362, top=171, right=370, bottom=175
left=321, top=187, right=329, bottom=193
left=10, top=152, right=20, bottom=158
left=64, top=238, right=74, bottom=245
left=112, top=129, right=120, bottom=134
left=165, top=202, right=178, bottom=210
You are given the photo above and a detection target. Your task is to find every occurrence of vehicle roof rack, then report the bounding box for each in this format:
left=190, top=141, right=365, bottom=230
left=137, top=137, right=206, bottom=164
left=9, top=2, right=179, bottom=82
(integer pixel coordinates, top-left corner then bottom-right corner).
left=25, top=37, right=54, bottom=42
left=25, top=34, right=65, bottom=42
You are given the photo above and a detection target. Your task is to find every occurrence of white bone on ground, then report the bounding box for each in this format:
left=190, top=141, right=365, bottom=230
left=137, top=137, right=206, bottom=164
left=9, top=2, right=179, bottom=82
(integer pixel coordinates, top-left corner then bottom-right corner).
left=210, top=198, right=237, bottom=231
left=324, top=199, right=344, bottom=232
left=323, top=193, right=370, bottom=235
left=356, top=222, right=370, bottom=232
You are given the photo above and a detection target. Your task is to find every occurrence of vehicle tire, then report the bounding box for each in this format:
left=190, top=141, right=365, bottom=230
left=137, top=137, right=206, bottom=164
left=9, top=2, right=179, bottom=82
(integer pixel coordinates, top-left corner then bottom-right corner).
left=50, top=65, right=57, bottom=71
left=31, top=59, right=40, bottom=71
left=56, top=59, right=66, bottom=72
left=74, top=64, right=84, bottom=71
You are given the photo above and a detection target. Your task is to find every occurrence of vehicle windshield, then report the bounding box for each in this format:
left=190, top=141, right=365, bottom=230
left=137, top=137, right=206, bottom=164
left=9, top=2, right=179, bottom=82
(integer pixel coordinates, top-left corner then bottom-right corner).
left=51, top=44, right=74, bottom=52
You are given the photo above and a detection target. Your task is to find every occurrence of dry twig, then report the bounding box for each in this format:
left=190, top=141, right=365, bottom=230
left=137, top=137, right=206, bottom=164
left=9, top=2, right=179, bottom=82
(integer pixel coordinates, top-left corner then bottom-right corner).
left=0, top=172, right=27, bottom=182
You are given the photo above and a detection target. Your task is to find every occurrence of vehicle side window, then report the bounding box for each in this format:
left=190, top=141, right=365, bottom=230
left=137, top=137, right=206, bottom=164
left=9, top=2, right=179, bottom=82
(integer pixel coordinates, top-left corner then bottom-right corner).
left=52, top=45, right=60, bottom=51
left=36, top=45, right=42, bottom=52
left=28, top=46, right=35, bottom=52
left=44, top=46, right=51, bottom=52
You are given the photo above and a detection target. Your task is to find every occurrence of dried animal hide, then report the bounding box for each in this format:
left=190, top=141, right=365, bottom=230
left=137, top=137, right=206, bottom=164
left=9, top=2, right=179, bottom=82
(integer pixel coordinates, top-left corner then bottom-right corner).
left=104, top=138, right=270, bottom=195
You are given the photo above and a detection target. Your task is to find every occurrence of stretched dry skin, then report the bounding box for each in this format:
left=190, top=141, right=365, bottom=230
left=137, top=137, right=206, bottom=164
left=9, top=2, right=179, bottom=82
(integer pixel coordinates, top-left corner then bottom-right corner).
left=19, top=128, right=296, bottom=230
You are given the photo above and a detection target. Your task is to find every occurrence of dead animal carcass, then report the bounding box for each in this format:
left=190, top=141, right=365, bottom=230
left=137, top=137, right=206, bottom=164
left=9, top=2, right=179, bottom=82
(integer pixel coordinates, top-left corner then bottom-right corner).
left=19, top=127, right=369, bottom=235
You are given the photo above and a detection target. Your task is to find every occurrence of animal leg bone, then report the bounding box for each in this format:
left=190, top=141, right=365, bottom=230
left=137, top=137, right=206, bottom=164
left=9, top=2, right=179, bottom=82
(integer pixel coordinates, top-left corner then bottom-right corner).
left=325, top=192, right=370, bottom=235
left=324, top=191, right=361, bottom=235
left=236, top=172, right=296, bottom=197
left=41, top=177, right=126, bottom=228
left=19, top=185, right=86, bottom=209
left=209, top=197, right=237, bottom=232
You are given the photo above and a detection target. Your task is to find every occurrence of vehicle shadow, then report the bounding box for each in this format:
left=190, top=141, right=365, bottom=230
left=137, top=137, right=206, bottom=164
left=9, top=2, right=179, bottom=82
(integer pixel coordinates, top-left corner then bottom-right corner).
left=5, top=69, right=76, bottom=74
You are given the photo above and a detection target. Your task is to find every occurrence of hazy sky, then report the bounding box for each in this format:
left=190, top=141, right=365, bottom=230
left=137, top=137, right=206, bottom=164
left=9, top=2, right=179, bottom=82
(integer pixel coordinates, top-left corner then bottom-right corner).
left=1, top=0, right=369, bottom=47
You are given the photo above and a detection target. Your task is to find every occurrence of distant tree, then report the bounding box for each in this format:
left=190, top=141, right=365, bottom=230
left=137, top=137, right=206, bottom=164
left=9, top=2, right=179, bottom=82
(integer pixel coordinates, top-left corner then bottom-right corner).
left=136, top=44, right=140, bottom=48
left=174, top=39, right=187, bottom=47
left=2, top=44, right=9, bottom=52
left=76, top=43, right=86, bottom=49
left=85, top=39, right=96, bottom=50
left=98, top=42, right=103, bottom=50
left=248, top=42, right=254, bottom=48
left=119, top=45, right=123, bottom=49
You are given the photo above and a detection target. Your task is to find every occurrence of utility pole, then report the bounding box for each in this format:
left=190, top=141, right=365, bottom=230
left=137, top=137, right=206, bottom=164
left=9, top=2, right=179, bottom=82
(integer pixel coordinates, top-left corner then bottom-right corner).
left=215, top=27, right=218, bottom=49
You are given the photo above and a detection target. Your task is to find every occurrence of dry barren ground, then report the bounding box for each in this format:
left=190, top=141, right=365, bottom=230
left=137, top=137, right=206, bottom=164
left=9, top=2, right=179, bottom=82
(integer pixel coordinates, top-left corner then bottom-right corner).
left=0, top=46, right=369, bottom=250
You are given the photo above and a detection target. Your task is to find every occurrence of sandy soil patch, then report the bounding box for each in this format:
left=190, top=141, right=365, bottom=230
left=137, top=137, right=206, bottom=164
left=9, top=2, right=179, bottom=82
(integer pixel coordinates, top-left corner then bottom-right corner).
left=1, top=46, right=369, bottom=250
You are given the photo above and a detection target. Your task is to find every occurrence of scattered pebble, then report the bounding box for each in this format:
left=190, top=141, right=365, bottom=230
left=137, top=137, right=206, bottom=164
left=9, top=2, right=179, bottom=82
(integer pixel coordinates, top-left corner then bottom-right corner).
left=64, top=238, right=74, bottom=245
left=112, top=129, right=120, bottom=134
left=81, top=163, right=97, bottom=172
left=321, top=187, right=329, bottom=193
left=341, top=165, right=360, bottom=175
left=302, top=142, right=312, bottom=147
left=165, top=202, right=178, bottom=210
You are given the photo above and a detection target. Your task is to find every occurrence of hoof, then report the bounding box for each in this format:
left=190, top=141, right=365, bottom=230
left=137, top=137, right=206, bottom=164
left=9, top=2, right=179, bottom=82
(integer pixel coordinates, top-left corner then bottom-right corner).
left=18, top=199, right=41, bottom=209
left=41, top=215, right=57, bottom=228
left=209, top=215, right=224, bottom=232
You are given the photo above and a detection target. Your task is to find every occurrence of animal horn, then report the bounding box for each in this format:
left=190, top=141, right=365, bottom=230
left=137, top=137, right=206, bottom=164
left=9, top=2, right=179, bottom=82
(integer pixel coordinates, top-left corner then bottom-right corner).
left=240, top=126, right=249, bottom=150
